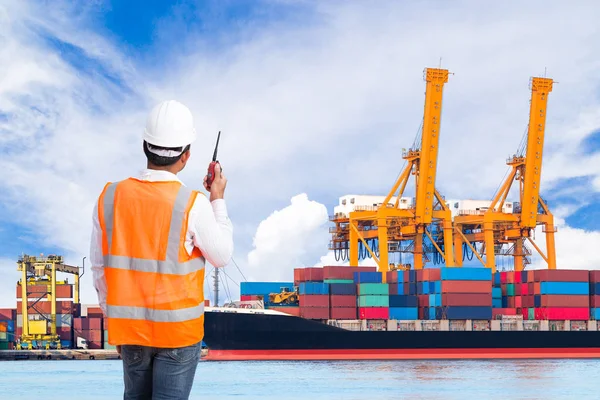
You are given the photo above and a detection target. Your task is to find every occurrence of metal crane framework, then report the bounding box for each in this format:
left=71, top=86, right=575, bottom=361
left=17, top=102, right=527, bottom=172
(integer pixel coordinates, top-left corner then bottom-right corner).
left=453, top=76, right=556, bottom=273
left=16, top=254, right=81, bottom=350
left=329, top=68, right=455, bottom=280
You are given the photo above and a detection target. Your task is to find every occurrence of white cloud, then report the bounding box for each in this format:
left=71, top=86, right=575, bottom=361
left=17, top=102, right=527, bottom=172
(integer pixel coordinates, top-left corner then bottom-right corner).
left=0, top=258, right=18, bottom=308
left=246, top=193, right=329, bottom=281
left=0, top=0, right=600, bottom=308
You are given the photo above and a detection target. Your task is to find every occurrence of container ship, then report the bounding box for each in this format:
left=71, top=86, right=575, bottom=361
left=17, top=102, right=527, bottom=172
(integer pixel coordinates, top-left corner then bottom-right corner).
left=202, top=266, right=600, bottom=361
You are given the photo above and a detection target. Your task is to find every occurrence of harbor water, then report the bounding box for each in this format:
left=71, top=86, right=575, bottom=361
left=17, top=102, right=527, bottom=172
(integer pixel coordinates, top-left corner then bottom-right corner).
left=0, top=359, right=597, bottom=399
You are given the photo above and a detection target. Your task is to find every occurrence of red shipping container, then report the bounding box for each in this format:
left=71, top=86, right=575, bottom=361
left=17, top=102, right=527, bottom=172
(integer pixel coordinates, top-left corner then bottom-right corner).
left=442, top=293, right=492, bottom=307
left=386, top=271, right=398, bottom=284
left=515, top=284, right=522, bottom=296
left=303, top=268, right=324, bottom=282
left=330, top=295, right=357, bottom=308
left=87, top=341, right=102, bottom=350
left=418, top=308, right=426, bottom=319
left=515, top=296, right=522, bottom=308
left=521, top=284, right=529, bottom=296
left=539, top=295, right=589, bottom=308
left=0, top=308, right=14, bottom=320
left=87, top=307, right=103, bottom=317
left=534, top=269, right=589, bottom=283
left=322, top=266, right=376, bottom=280
left=500, top=272, right=507, bottom=284
left=330, top=308, right=358, bottom=319
left=590, top=271, right=600, bottom=283
left=389, top=284, right=398, bottom=295
left=300, top=295, right=329, bottom=307
left=240, top=295, right=252, bottom=301
left=422, top=269, right=430, bottom=281
left=294, top=268, right=306, bottom=283
left=591, top=295, right=600, bottom=308
left=514, top=273, right=522, bottom=284
left=428, top=268, right=441, bottom=281
left=507, top=297, right=515, bottom=308
left=270, top=307, right=301, bottom=316
left=17, top=300, right=75, bottom=315
left=441, top=281, right=491, bottom=294
left=300, top=307, right=329, bottom=319
left=492, top=308, right=517, bottom=318
left=88, top=317, right=102, bottom=330
left=533, top=282, right=540, bottom=295
left=418, top=294, right=429, bottom=307
left=359, top=307, right=389, bottom=320
left=56, top=285, right=73, bottom=299
left=58, top=326, right=72, bottom=341
left=534, top=307, right=590, bottom=320
left=416, top=270, right=424, bottom=282
left=73, top=317, right=88, bottom=331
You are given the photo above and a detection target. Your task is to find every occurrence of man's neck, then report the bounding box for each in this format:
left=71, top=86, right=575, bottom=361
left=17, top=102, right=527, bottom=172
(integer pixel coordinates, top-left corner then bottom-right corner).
left=147, top=164, right=179, bottom=175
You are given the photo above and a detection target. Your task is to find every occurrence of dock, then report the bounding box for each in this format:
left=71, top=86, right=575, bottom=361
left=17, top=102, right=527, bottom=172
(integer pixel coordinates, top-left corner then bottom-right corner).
left=1, top=348, right=209, bottom=361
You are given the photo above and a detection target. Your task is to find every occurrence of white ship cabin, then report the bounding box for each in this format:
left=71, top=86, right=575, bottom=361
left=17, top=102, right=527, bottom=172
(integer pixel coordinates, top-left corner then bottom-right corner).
left=444, top=199, right=515, bottom=218
left=333, top=195, right=413, bottom=218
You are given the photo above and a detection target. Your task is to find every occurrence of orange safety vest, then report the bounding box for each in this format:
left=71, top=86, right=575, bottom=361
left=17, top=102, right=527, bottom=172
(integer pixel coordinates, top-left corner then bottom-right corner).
left=97, top=178, right=205, bottom=348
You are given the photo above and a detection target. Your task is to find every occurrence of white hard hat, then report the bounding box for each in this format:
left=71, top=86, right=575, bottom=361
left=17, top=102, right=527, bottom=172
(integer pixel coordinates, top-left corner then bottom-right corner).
left=143, top=100, right=197, bottom=148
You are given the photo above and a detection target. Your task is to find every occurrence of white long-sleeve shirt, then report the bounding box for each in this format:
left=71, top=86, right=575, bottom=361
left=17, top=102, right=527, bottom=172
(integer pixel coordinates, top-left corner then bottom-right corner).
left=90, top=169, right=234, bottom=315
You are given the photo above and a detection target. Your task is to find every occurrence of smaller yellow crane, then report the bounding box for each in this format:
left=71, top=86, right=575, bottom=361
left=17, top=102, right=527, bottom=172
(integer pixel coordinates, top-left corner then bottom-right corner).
left=16, top=254, right=81, bottom=350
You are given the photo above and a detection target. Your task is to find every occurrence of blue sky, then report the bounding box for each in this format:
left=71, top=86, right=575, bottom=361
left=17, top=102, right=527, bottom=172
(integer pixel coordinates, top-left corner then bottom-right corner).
left=1, top=0, right=600, bottom=307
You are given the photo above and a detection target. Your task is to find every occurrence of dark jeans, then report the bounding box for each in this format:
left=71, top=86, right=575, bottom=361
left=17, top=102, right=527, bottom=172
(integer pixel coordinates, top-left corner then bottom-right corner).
left=120, top=341, right=201, bottom=400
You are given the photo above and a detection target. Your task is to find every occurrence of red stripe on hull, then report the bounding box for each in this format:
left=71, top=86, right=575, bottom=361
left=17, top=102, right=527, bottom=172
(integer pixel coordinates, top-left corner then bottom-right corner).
left=203, top=348, right=600, bottom=361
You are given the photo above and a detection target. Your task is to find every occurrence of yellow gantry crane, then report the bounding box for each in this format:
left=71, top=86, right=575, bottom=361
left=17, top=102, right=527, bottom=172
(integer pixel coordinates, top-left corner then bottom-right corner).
left=453, top=76, right=556, bottom=273
left=329, top=67, right=455, bottom=279
left=16, top=254, right=81, bottom=350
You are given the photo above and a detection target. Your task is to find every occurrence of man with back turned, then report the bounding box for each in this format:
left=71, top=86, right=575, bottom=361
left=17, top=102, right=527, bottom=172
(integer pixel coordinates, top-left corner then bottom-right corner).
left=90, top=100, right=234, bottom=399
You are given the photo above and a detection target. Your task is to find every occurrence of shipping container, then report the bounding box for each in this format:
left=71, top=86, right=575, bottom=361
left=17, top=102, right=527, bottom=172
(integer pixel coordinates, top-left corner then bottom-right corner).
left=353, top=272, right=382, bottom=284
left=389, top=307, right=418, bottom=320
left=330, top=295, right=357, bottom=308
left=294, top=268, right=305, bottom=283
left=492, top=308, right=518, bottom=318
left=329, top=283, right=356, bottom=295
left=357, top=283, right=389, bottom=296
left=299, top=282, right=329, bottom=295
left=534, top=269, right=590, bottom=283
left=358, top=307, right=389, bottom=320
left=429, top=294, right=441, bottom=307
left=324, top=279, right=354, bottom=284
left=591, top=308, right=600, bottom=320
left=299, top=295, right=329, bottom=308
left=303, top=268, right=324, bottom=282
left=0, top=342, right=8, bottom=350
left=492, top=287, right=502, bottom=298
left=492, top=298, right=502, bottom=308
left=438, top=306, right=493, bottom=320
left=389, top=295, right=418, bottom=308
left=539, top=282, right=589, bottom=296
left=358, top=295, right=389, bottom=308
left=330, top=308, right=358, bottom=320
left=61, top=340, right=72, bottom=349
left=534, top=307, right=589, bottom=320
left=300, top=307, right=329, bottom=319
left=441, top=280, right=492, bottom=293
left=323, top=266, right=376, bottom=280
left=591, top=283, right=600, bottom=295
left=269, top=307, right=301, bottom=317
left=17, top=300, right=75, bottom=315
left=535, top=294, right=589, bottom=308
left=590, top=271, right=600, bottom=283
left=439, top=267, right=492, bottom=281
left=441, top=293, right=492, bottom=307
left=240, top=282, right=294, bottom=296
left=0, top=332, right=7, bottom=340
left=0, top=308, right=15, bottom=320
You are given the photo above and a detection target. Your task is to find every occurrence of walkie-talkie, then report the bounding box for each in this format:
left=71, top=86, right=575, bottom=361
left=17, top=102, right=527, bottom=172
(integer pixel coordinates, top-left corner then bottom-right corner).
left=206, top=131, right=221, bottom=191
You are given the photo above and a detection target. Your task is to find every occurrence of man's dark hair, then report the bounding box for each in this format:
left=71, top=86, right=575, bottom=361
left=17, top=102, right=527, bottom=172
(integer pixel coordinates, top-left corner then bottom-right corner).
left=144, top=141, right=191, bottom=167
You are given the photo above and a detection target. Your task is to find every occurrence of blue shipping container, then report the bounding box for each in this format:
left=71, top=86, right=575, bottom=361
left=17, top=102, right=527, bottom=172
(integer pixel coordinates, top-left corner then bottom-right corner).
left=492, top=287, right=502, bottom=299
left=395, top=284, right=404, bottom=296
left=592, top=308, right=600, bottom=320
left=353, top=272, right=382, bottom=283
left=440, top=267, right=492, bottom=281
left=409, top=270, right=417, bottom=283
left=389, top=307, right=418, bottom=320
left=61, top=340, right=72, bottom=349
left=329, top=283, right=356, bottom=295
left=441, top=306, right=493, bottom=320
left=429, top=307, right=437, bottom=320
left=492, top=298, right=502, bottom=308
left=240, top=282, right=294, bottom=296
left=540, top=282, right=589, bottom=295
left=389, top=295, right=418, bottom=308
left=493, top=272, right=501, bottom=286
left=591, top=283, right=600, bottom=295
left=299, top=282, right=329, bottom=295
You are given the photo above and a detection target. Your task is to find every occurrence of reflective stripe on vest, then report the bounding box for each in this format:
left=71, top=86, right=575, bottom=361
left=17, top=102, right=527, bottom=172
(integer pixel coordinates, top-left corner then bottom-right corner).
left=99, top=179, right=205, bottom=347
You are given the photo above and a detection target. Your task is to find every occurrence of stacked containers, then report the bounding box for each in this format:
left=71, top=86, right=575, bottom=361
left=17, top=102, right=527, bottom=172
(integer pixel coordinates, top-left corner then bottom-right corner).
left=386, top=270, right=418, bottom=320
left=326, top=267, right=360, bottom=319
left=0, top=308, right=15, bottom=349
left=299, top=281, right=330, bottom=319
left=492, top=271, right=521, bottom=318
left=73, top=316, right=103, bottom=349
left=414, top=267, right=492, bottom=320
left=590, top=271, right=600, bottom=320
left=532, top=270, right=589, bottom=320
left=355, top=272, right=389, bottom=319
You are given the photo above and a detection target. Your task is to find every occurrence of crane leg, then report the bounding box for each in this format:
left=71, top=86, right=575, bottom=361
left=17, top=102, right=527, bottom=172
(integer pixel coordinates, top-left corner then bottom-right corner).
left=483, top=222, right=496, bottom=273
left=454, top=229, right=463, bottom=267
left=443, top=218, right=455, bottom=267
left=378, top=217, right=389, bottom=282
left=349, top=220, right=359, bottom=266
left=514, top=238, right=524, bottom=271
left=414, top=228, right=424, bottom=270
left=546, top=221, right=557, bottom=270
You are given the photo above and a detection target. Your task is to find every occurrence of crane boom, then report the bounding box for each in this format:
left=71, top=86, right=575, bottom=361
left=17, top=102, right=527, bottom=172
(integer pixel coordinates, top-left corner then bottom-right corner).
left=416, top=68, right=449, bottom=225
left=521, top=77, right=553, bottom=229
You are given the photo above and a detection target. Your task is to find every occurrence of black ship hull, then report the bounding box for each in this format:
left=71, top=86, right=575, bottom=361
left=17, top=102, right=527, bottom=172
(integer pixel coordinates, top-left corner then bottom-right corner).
left=202, top=309, right=600, bottom=361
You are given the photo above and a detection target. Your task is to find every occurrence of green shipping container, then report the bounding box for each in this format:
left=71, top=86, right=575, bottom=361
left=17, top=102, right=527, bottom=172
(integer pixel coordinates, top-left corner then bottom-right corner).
left=104, top=342, right=117, bottom=350
left=507, top=284, right=515, bottom=297
left=324, top=279, right=354, bottom=284
left=358, top=283, right=389, bottom=296
left=528, top=308, right=535, bottom=320
left=358, top=295, right=389, bottom=307
left=0, top=341, right=8, bottom=350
